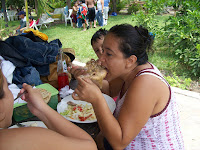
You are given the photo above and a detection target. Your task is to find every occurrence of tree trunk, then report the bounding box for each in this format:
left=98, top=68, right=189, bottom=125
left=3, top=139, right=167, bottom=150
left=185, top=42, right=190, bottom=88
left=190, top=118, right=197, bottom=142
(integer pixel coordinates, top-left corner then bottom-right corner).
left=1, top=0, right=8, bottom=27
left=35, top=0, right=38, bottom=15
left=24, top=0, right=29, bottom=28
left=112, top=0, right=117, bottom=12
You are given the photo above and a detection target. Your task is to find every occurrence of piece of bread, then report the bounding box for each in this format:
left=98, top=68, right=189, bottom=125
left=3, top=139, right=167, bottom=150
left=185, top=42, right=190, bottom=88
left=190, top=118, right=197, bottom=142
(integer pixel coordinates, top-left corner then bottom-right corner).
left=82, top=59, right=107, bottom=89
left=37, top=88, right=51, bottom=103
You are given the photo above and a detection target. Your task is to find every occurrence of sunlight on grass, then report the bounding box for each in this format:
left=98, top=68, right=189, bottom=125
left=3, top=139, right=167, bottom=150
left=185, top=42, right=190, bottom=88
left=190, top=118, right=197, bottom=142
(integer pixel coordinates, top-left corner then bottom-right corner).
left=42, top=15, right=138, bottom=62
left=2, top=15, right=174, bottom=65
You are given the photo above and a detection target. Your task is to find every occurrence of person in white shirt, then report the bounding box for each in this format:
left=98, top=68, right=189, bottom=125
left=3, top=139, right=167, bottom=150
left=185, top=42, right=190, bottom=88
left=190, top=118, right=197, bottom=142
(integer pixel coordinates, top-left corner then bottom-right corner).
left=103, top=0, right=110, bottom=25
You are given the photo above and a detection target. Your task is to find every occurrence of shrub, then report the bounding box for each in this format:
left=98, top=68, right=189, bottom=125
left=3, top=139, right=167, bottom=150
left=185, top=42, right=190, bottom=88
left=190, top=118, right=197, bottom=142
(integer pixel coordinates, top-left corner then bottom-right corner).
left=163, top=3, right=200, bottom=77
left=116, top=1, right=126, bottom=12
left=127, top=3, right=141, bottom=14
left=165, top=72, right=192, bottom=90
left=133, top=0, right=200, bottom=78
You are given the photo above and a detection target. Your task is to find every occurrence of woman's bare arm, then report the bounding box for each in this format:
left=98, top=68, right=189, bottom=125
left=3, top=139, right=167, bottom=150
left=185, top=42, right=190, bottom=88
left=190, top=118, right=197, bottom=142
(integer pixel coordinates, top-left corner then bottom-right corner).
left=0, top=127, right=96, bottom=150
left=73, top=75, right=169, bottom=149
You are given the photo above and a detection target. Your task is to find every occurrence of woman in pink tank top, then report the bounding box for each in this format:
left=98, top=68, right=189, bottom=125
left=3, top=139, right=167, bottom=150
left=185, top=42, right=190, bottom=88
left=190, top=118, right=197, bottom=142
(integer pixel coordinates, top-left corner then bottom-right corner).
left=72, top=24, right=184, bottom=149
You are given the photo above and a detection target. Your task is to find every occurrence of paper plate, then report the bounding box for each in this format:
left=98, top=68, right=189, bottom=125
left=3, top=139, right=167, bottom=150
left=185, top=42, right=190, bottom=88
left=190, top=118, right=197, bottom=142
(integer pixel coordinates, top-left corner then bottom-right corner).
left=9, top=121, right=47, bottom=128
left=57, top=94, right=116, bottom=123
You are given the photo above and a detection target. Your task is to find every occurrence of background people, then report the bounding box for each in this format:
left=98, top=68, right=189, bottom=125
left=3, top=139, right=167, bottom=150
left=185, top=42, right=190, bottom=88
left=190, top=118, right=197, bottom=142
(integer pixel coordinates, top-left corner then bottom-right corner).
left=103, top=0, right=110, bottom=25
left=77, top=0, right=88, bottom=31
left=85, top=0, right=96, bottom=28
left=71, top=1, right=79, bottom=28
left=19, top=16, right=35, bottom=32
left=15, top=11, right=26, bottom=34
left=94, top=0, right=104, bottom=27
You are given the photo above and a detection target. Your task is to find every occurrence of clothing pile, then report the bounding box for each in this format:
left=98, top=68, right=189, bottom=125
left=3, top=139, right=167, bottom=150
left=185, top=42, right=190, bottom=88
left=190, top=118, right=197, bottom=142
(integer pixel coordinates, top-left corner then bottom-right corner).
left=0, top=31, right=75, bottom=89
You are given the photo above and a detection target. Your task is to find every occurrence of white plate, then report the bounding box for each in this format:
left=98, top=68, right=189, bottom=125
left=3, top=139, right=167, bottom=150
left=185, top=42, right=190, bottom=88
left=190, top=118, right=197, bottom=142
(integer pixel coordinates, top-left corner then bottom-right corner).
left=57, top=94, right=116, bottom=123
left=9, top=121, right=47, bottom=128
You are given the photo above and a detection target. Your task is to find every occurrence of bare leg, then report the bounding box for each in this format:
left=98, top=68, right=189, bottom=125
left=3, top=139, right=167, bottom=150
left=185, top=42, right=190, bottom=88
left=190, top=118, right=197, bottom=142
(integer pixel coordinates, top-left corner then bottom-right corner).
left=86, top=20, right=89, bottom=27
left=94, top=20, right=96, bottom=28
left=82, top=23, right=86, bottom=31
left=73, top=23, right=76, bottom=28
left=105, top=19, right=108, bottom=25
left=90, top=22, right=93, bottom=28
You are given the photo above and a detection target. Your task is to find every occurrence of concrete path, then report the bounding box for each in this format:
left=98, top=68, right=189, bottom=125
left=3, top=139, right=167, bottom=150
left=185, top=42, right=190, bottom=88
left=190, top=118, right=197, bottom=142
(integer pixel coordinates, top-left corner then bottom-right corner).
left=72, top=60, right=200, bottom=149
left=173, top=88, right=200, bottom=150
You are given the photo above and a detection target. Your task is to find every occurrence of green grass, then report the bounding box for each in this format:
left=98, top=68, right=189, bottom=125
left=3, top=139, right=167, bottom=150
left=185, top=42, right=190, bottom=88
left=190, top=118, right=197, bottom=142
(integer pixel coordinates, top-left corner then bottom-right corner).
left=0, top=14, right=186, bottom=70
left=42, top=15, right=138, bottom=62
left=2, top=14, right=179, bottom=69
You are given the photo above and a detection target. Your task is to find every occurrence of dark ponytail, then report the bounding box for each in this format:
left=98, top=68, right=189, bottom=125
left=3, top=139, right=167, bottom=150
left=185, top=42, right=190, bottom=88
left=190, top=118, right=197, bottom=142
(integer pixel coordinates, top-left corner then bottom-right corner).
left=108, top=24, right=154, bottom=65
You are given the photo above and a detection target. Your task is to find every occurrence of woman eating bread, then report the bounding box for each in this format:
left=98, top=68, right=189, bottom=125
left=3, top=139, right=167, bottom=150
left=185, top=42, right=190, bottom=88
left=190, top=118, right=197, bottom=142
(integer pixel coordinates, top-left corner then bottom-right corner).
left=70, top=24, right=184, bottom=149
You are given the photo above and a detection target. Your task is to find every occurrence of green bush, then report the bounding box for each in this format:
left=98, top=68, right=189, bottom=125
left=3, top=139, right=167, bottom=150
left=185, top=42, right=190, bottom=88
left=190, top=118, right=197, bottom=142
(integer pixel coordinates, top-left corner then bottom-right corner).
left=0, top=20, right=17, bottom=39
left=163, top=3, right=200, bottom=77
left=165, top=72, right=192, bottom=90
left=127, top=3, right=141, bottom=14
left=133, top=0, right=200, bottom=79
left=116, top=1, right=126, bottom=12
left=52, top=1, right=66, bottom=8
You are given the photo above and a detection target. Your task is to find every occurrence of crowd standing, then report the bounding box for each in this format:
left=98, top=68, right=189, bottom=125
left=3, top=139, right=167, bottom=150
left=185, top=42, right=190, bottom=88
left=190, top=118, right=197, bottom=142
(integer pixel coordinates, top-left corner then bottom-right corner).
left=70, top=0, right=110, bottom=30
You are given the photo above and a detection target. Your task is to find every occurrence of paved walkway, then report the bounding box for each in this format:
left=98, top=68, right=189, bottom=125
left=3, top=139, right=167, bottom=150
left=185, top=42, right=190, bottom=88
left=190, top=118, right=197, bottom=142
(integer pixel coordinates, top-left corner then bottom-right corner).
left=73, top=60, right=200, bottom=150
left=173, top=88, right=200, bottom=150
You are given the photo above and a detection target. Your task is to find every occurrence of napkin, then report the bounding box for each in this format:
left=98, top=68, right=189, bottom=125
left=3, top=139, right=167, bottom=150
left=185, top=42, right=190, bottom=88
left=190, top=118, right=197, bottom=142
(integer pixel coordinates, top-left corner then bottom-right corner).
left=59, top=85, right=74, bottom=99
left=10, top=84, right=36, bottom=105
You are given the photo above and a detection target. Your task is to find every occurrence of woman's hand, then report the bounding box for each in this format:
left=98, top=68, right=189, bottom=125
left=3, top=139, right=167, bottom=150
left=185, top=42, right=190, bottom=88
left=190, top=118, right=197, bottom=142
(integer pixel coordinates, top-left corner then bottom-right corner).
left=68, top=65, right=88, bottom=79
left=20, top=83, right=47, bottom=116
left=72, top=76, right=102, bottom=104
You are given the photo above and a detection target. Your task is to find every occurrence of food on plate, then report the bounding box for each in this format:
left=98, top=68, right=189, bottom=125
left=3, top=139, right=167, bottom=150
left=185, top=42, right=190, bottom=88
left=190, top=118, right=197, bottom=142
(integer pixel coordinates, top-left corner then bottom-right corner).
left=29, top=122, right=38, bottom=127
left=37, top=88, right=51, bottom=103
left=81, top=59, right=107, bottom=89
left=60, top=101, right=96, bottom=121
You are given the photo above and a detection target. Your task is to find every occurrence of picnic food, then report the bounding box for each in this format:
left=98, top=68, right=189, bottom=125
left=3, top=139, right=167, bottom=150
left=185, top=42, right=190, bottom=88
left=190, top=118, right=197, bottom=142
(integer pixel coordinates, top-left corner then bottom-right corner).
left=60, top=101, right=96, bottom=122
left=29, top=122, right=38, bottom=127
left=82, top=59, right=107, bottom=89
left=37, top=88, right=51, bottom=103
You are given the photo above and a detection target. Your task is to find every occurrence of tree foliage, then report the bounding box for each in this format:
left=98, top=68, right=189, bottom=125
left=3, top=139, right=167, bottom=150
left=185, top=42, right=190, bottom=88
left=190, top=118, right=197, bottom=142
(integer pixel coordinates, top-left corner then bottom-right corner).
left=164, top=1, right=200, bottom=77
left=5, top=0, right=34, bottom=10
left=132, top=0, right=200, bottom=78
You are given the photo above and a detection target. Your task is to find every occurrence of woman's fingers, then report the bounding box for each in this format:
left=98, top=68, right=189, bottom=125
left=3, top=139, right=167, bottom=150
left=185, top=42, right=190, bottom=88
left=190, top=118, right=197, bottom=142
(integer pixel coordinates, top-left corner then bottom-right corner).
left=22, top=83, right=34, bottom=92
left=68, top=66, right=87, bottom=79
left=72, top=87, right=83, bottom=100
left=76, top=76, right=86, bottom=87
left=20, top=83, right=31, bottom=100
left=72, top=90, right=81, bottom=100
left=81, top=77, right=93, bottom=84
